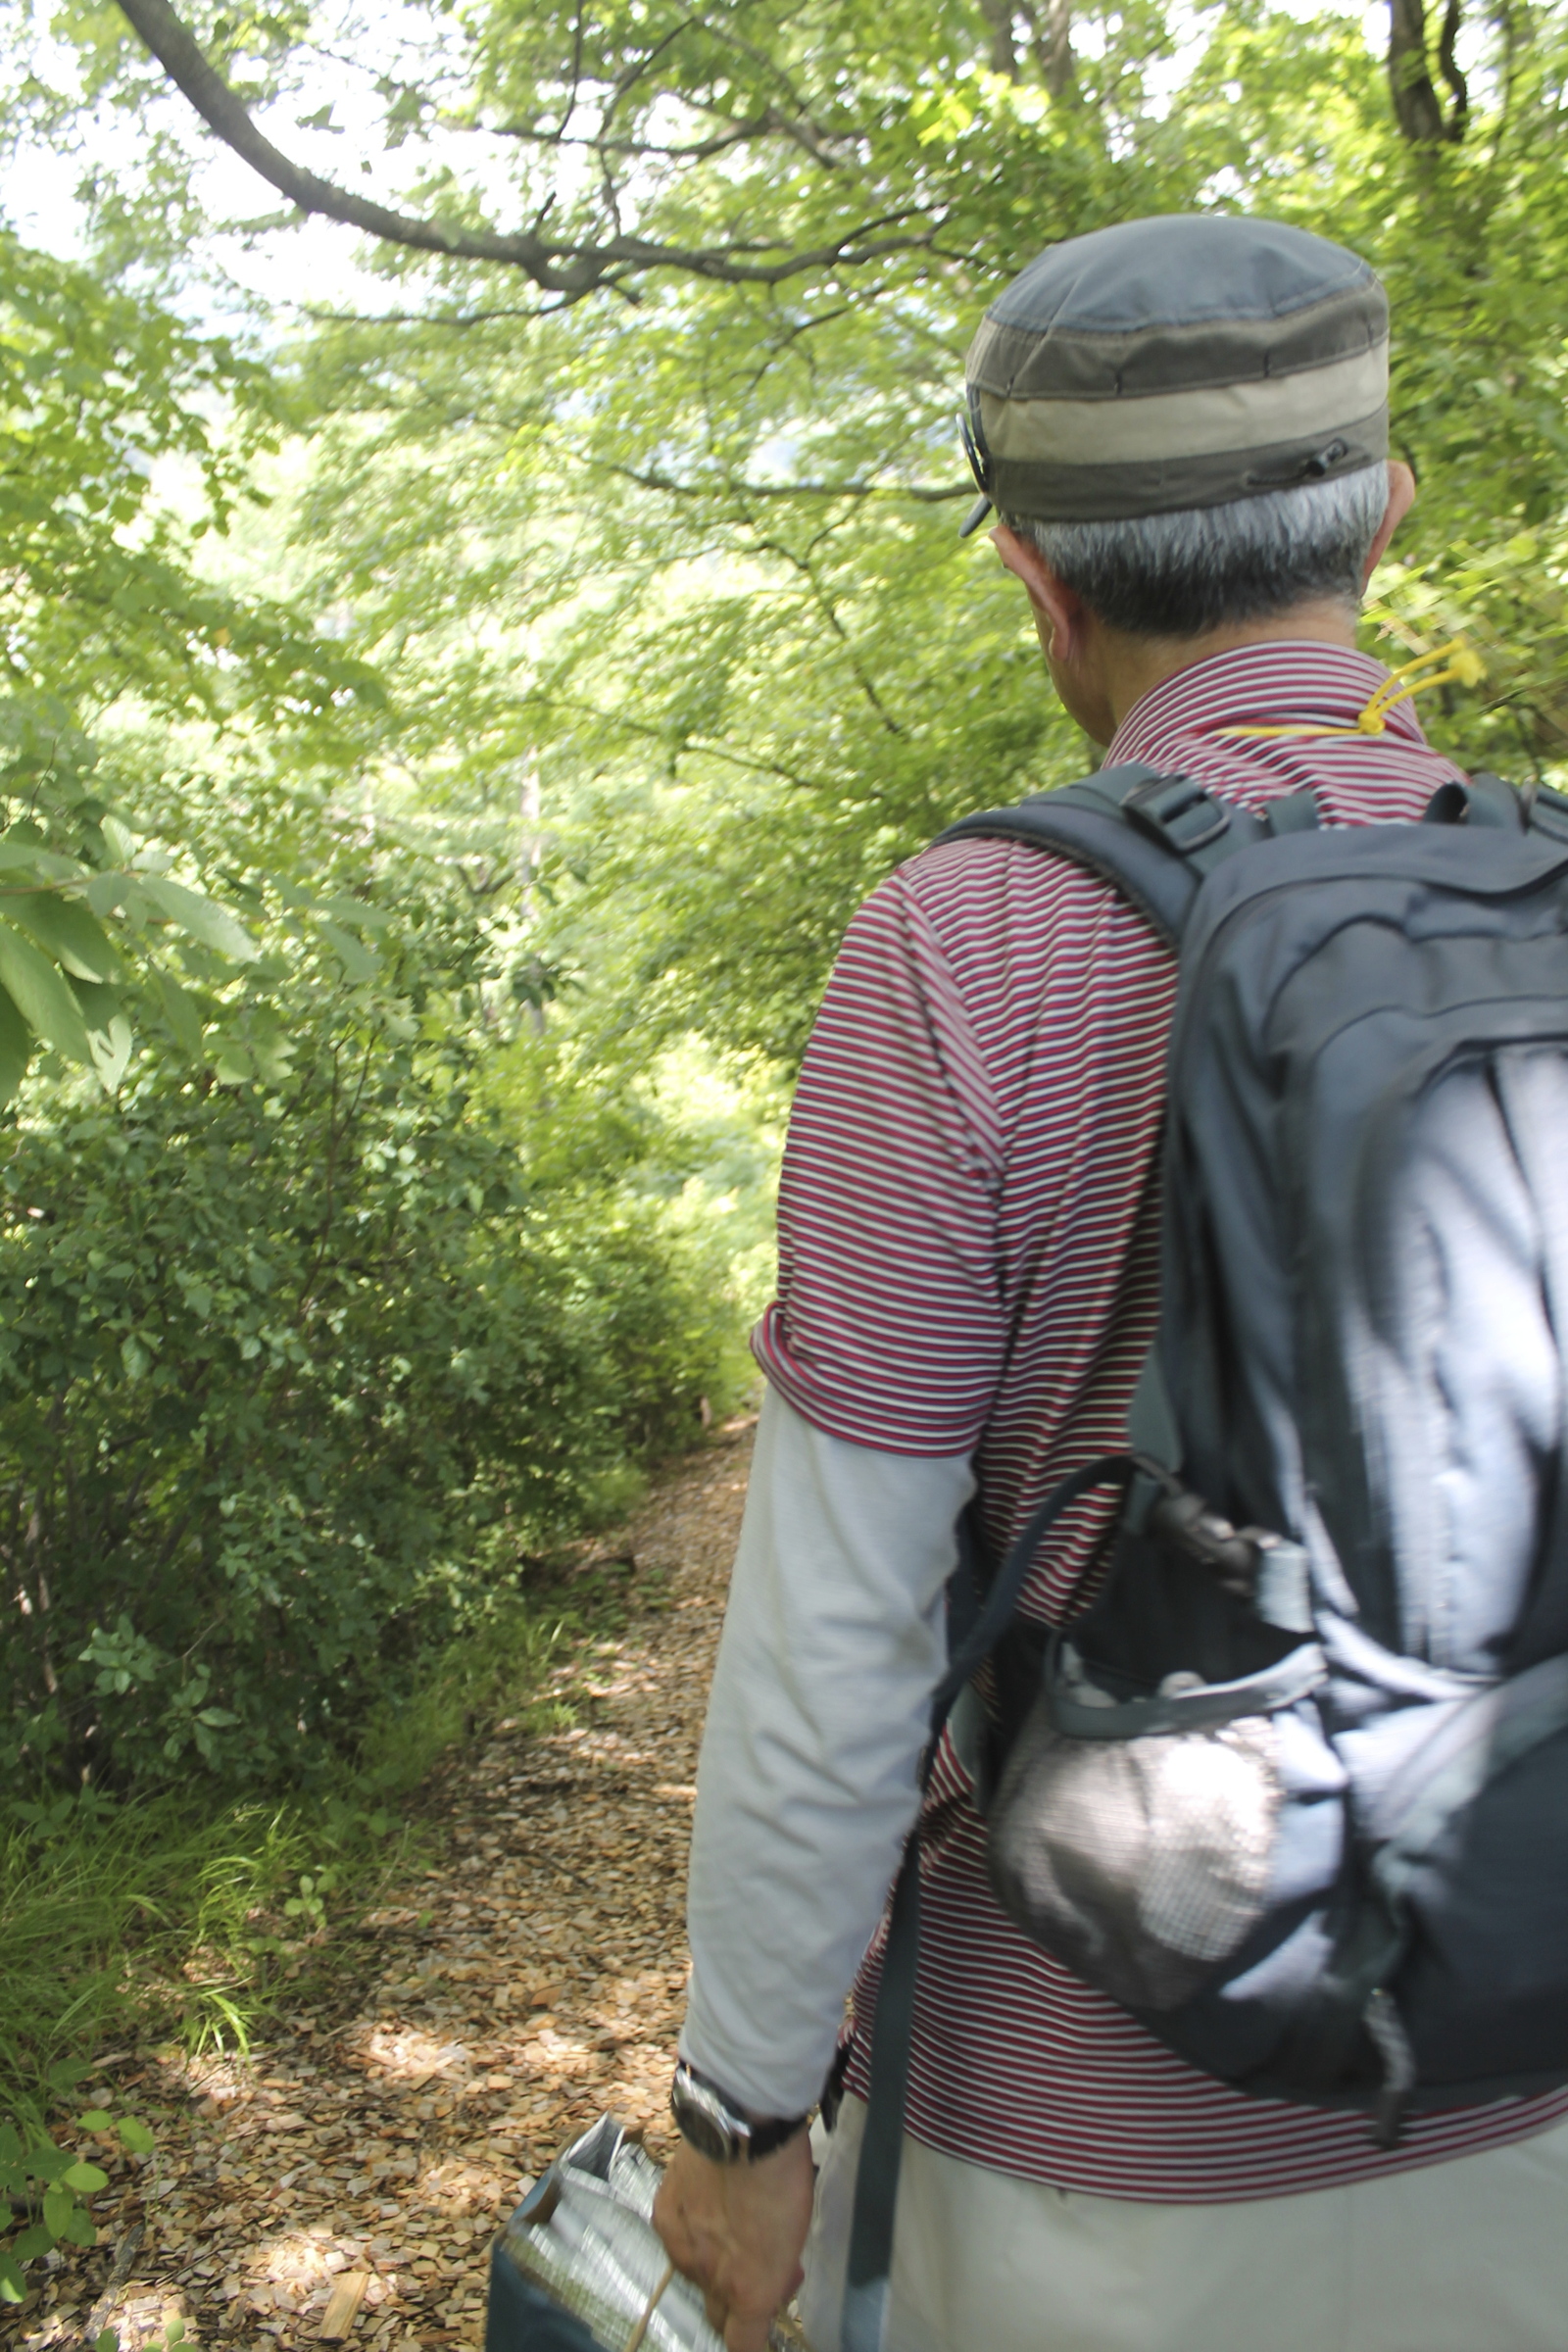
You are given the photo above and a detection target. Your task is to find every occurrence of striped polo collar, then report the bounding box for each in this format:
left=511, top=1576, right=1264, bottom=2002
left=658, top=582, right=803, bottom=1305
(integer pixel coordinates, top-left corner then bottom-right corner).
left=1107, top=640, right=1433, bottom=769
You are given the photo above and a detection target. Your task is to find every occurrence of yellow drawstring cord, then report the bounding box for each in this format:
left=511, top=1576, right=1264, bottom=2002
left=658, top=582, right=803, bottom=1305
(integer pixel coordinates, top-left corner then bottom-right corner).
left=1217, top=640, right=1487, bottom=742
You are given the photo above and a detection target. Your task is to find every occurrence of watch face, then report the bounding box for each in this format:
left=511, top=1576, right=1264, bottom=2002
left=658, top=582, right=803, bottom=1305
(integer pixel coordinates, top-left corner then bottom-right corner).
left=671, top=2071, right=745, bottom=2164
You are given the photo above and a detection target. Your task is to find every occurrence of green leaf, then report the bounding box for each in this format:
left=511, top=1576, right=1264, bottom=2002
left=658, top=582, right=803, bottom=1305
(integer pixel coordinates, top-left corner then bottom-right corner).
left=247, top=1019, right=296, bottom=1084
left=321, top=893, right=392, bottom=931
left=2, top=891, right=119, bottom=982
left=116, top=2119, right=155, bottom=2155
left=10, top=2222, right=52, bottom=2259
left=0, top=836, right=79, bottom=882
left=0, top=983, right=31, bottom=1104
left=0, top=919, right=91, bottom=1064
left=212, top=1042, right=254, bottom=1085
left=61, top=2205, right=99, bottom=2247
left=76, top=2112, right=114, bottom=2133
left=73, top=979, right=134, bottom=1095
left=95, top=2328, right=118, bottom=2351
left=0, top=2251, right=26, bottom=2302
left=62, top=2161, right=108, bottom=2192
left=42, top=2183, right=74, bottom=2238
left=121, top=1334, right=150, bottom=1382
left=100, top=817, right=140, bottom=866
left=137, top=877, right=257, bottom=963
left=91, top=1013, right=133, bottom=1094
left=318, top=920, right=378, bottom=982
left=153, top=969, right=204, bottom=1058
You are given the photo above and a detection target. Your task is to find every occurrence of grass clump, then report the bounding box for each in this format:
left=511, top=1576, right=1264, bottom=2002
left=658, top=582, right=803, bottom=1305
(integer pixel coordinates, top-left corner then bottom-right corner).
left=0, top=1572, right=631, bottom=2139
left=0, top=1786, right=398, bottom=2135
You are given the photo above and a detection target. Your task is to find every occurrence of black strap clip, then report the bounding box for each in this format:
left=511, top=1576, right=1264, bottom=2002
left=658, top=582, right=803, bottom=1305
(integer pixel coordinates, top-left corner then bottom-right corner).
left=1422, top=772, right=1524, bottom=831
left=1123, top=772, right=1232, bottom=857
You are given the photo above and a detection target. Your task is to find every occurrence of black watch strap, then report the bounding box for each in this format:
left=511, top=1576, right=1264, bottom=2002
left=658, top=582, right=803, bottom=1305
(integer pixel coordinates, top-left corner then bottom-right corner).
left=670, top=2062, right=808, bottom=2164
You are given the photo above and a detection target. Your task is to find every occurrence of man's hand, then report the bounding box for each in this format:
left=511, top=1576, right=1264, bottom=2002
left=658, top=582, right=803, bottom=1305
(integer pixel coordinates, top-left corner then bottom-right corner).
left=653, top=2128, right=815, bottom=2352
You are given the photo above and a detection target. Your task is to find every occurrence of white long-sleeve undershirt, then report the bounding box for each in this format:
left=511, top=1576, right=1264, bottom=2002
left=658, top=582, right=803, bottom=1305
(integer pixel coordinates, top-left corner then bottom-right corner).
left=679, top=1384, right=976, bottom=2119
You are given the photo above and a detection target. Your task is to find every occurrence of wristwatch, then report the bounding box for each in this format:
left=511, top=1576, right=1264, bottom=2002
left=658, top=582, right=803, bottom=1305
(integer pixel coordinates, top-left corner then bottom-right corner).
left=669, top=2062, right=809, bottom=2163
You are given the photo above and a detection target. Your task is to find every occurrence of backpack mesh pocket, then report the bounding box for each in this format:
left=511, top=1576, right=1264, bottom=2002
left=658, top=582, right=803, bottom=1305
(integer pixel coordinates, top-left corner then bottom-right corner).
left=987, top=1699, right=1282, bottom=2011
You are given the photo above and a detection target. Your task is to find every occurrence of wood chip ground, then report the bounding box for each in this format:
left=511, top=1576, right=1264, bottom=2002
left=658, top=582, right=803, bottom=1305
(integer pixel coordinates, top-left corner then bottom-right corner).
left=9, top=1420, right=759, bottom=2352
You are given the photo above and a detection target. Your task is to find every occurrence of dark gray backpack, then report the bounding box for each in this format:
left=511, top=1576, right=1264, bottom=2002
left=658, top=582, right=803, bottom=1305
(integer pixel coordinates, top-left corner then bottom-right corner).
left=841, top=761, right=1568, bottom=2352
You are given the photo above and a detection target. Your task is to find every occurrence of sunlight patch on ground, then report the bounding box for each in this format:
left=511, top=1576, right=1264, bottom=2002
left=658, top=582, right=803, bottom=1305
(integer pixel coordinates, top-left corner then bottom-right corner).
left=259, top=2228, right=357, bottom=2290
left=238, top=2230, right=396, bottom=2328
left=357, top=2027, right=470, bottom=2083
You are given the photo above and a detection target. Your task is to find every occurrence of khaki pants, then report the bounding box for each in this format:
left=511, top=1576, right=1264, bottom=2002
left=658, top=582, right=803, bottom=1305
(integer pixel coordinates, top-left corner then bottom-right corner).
left=800, top=2094, right=1568, bottom=2352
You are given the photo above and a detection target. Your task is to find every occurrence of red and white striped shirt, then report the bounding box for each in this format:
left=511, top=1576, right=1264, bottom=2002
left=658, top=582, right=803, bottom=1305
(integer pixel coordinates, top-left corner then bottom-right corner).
left=755, top=641, right=1568, bottom=2199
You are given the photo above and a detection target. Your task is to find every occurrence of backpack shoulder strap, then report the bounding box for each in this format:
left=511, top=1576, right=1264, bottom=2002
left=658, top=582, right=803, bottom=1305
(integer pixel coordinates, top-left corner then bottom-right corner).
left=935, top=763, right=1271, bottom=949
left=1521, top=776, right=1568, bottom=848
left=1423, top=768, right=1568, bottom=844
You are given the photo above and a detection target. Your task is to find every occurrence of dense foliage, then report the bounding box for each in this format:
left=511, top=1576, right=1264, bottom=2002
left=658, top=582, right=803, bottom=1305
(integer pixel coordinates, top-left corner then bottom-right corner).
left=0, top=209, right=754, bottom=1807
left=40, top=0, right=1557, bottom=1060
left=1, top=827, right=735, bottom=1792
left=0, top=220, right=384, bottom=1097
left=3, top=0, right=1566, bottom=1757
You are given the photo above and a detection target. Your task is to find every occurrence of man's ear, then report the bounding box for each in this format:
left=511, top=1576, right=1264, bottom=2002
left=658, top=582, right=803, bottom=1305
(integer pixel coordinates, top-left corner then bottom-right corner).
left=991, top=523, right=1091, bottom=665
left=1362, top=461, right=1417, bottom=586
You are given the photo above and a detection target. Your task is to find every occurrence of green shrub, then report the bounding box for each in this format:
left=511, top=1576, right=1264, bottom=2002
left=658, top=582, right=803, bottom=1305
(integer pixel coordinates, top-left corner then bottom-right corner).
left=0, top=2102, right=154, bottom=2306
left=0, top=849, right=736, bottom=1795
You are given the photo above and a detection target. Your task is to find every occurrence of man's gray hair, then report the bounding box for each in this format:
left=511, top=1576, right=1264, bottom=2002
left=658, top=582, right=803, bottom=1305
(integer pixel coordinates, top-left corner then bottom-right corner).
left=1006, top=467, right=1389, bottom=639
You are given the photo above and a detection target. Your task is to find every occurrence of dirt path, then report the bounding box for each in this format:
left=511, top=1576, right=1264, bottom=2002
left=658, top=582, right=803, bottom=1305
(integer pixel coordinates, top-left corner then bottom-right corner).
left=16, top=1421, right=756, bottom=2352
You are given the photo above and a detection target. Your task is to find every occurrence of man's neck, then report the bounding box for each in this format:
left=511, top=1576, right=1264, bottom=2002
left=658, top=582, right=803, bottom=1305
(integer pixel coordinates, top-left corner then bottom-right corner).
left=1097, top=599, right=1360, bottom=740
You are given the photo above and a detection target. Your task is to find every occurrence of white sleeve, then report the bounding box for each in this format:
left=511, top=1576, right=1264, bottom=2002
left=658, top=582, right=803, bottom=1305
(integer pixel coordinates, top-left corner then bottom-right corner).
left=678, top=1383, right=976, bottom=2118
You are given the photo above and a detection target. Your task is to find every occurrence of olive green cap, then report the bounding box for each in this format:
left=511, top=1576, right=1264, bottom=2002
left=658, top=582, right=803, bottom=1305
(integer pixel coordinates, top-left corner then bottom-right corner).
left=962, top=214, right=1389, bottom=528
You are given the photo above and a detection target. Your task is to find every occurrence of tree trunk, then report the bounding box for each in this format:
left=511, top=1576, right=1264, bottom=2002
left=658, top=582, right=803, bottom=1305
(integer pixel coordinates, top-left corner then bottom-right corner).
left=1435, top=0, right=1471, bottom=135
left=1031, top=0, right=1074, bottom=98
left=1389, top=0, right=1466, bottom=141
left=979, top=0, right=1019, bottom=78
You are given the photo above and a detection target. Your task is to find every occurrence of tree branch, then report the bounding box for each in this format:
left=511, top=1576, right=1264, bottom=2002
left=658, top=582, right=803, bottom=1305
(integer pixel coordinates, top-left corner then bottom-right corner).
left=1387, top=0, right=1466, bottom=141
left=112, top=0, right=938, bottom=296
left=485, top=116, right=768, bottom=162
left=1435, top=0, right=1470, bottom=133
left=590, top=460, right=970, bottom=505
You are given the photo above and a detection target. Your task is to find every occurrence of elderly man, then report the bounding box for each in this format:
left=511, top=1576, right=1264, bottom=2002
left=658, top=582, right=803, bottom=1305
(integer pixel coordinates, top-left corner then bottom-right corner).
left=652, top=215, right=1568, bottom=2352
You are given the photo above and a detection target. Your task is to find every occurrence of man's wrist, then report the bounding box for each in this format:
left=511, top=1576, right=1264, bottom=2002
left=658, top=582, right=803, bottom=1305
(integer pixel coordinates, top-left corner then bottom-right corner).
left=669, top=2061, right=810, bottom=2164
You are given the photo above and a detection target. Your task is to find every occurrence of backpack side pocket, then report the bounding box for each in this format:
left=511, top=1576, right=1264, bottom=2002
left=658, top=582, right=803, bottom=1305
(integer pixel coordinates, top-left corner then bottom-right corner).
left=987, top=1692, right=1283, bottom=2011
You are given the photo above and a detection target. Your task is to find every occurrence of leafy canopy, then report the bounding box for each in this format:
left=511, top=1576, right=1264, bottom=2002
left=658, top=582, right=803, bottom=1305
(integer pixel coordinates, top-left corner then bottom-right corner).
left=107, top=0, right=1562, bottom=1061
left=0, top=221, right=384, bottom=1098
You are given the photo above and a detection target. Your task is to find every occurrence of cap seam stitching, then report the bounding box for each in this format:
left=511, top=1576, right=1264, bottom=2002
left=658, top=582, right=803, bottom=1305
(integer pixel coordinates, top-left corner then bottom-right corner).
left=986, top=276, right=1377, bottom=334
left=975, top=358, right=1388, bottom=401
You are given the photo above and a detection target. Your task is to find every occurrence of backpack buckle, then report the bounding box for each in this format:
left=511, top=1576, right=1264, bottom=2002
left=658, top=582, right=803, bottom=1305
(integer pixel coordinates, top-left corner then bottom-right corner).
left=1123, top=773, right=1232, bottom=856
left=1135, top=1461, right=1312, bottom=1633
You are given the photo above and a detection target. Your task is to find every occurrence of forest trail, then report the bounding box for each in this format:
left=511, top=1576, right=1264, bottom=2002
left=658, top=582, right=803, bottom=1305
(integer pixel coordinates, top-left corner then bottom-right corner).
left=16, top=1421, right=757, bottom=2352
